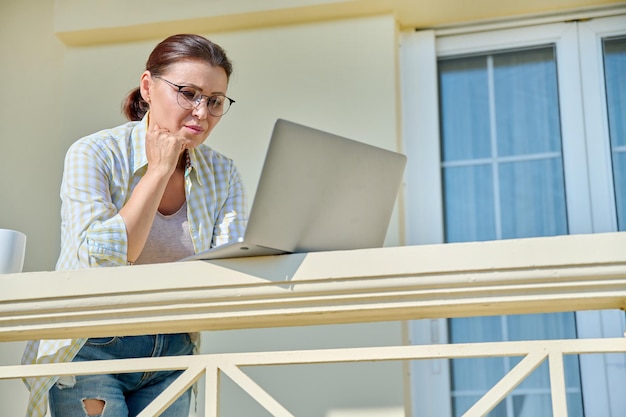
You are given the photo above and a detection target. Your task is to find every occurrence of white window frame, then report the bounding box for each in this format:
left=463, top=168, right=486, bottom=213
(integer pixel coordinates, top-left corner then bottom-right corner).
left=401, top=10, right=626, bottom=417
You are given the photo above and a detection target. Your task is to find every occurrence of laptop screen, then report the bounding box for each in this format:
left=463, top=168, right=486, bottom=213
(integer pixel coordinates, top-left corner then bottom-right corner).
left=242, top=119, right=407, bottom=253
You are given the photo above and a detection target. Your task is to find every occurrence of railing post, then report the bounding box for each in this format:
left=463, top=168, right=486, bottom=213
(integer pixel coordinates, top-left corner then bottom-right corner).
left=549, top=351, right=569, bottom=417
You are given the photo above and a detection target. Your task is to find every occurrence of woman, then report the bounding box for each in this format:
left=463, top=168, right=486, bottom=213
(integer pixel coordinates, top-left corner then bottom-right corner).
left=22, top=34, right=247, bottom=417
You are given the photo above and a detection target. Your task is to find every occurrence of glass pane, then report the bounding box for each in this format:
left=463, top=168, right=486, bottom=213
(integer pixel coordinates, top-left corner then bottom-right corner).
left=450, top=317, right=506, bottom=392
left=507, top=312, right=577, bottom=341
left=451, top=357, right=507, bottom=391
left=443, top=164, right=496, bottom=242
left=612, top=152, right=626, bottom=229
left=453, top=396, right=508, bottom=417
left=511, top=394, right=552, bottom=417
left=451, top=316, right=504, bottom=343
left=499, top=159, right=567, bottom=239
left=604, top=36, right=626, bottom=230
left=494, top=48, right=562, bottom=156
left=439, top=57, right=491, bottom=161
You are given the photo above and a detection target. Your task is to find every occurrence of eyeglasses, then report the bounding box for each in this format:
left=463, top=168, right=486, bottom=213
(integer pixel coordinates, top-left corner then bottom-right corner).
left=154, top=76, right=235, bottom=117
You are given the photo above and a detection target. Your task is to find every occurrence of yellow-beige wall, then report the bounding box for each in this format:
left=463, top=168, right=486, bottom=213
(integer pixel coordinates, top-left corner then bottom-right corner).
left=2, top=0, right=622, bottom=416
left=2, top=1, right=404, bottom=274
left=1, top=1, right=404, bottom=415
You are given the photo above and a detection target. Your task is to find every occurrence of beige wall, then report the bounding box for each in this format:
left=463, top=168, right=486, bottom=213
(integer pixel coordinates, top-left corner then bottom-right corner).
left=0, top=4, right=61, bottom=414
left=1, top=0, right=66, bottom=273
left=1, top=1, right=404, bottom=416
left=3, top=2, right=402, bottom=275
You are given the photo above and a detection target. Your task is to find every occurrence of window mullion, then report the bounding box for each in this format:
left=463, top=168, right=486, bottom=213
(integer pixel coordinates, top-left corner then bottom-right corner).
left=554, top=23, right=595, bottom=234
left=487, top=55, right=503, bottom=240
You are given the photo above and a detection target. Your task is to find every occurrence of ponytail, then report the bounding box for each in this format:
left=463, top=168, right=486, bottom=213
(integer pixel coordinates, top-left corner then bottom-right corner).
left=121, top=87, right=149, bottom=121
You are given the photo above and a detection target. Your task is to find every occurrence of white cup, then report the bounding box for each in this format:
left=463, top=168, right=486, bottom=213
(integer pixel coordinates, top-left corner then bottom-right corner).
left=0, top=229, right=27, bottom=274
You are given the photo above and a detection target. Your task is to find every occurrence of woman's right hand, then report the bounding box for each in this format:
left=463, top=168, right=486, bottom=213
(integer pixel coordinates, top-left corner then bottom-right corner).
left=145, top=123, right=189, bottom=177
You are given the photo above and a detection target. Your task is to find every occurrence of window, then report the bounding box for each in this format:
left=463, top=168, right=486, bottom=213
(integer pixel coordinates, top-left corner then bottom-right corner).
left=401, top=12, right=626, bottom=417
left=439, top=46, right=568, bottom=242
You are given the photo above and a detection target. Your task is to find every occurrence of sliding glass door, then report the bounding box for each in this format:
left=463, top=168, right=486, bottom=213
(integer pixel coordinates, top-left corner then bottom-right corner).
left=402, top=13, right=626, bottom=417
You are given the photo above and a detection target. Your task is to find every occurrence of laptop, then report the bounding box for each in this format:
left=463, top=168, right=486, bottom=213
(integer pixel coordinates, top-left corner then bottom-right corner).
left=183, top=118, right=407, bottom=261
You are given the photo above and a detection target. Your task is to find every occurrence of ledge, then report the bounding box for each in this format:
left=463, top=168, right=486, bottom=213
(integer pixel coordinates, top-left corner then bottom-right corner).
left=52, top=0, right=626, bottom=46
left=1, top=232, right=625, bottom=341
left=53, top=0, right=396, bottom=46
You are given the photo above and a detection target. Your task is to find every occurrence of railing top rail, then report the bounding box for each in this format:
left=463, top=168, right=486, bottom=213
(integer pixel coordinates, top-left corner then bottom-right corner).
left=1, top=232, right=625, bottom=342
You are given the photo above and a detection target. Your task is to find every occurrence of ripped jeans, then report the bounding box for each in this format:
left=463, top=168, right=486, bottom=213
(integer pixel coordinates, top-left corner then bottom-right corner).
left=49, top=334, right=194, bottom=417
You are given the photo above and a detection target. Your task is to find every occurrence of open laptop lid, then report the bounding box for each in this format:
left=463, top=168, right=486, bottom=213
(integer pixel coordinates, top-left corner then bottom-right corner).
left=186, top=118, right=407, bottom=260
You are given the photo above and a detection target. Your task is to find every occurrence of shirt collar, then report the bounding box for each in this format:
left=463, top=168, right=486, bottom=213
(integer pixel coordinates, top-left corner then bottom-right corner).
left=187, top=147, right=202, bottom=185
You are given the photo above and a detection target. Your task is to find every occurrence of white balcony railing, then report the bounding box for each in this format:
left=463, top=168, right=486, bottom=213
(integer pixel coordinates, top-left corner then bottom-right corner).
left=1, top=232, right=625, bottom=416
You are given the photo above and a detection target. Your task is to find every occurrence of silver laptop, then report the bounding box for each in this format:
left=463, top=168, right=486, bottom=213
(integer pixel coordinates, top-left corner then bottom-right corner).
left=183, top=118, right=407, bottom=261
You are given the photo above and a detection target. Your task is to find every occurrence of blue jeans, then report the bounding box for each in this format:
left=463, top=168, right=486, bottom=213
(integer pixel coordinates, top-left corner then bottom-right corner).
left=49, top=334, right=194, bottom=417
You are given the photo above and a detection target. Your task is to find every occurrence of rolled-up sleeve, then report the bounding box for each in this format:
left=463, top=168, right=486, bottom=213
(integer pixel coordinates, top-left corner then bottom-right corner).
left=57, top=139, right=130, bottom=270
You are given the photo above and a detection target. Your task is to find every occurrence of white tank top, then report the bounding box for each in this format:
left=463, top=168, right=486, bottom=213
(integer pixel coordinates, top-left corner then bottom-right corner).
left=134, top=201, right=195, bottom=265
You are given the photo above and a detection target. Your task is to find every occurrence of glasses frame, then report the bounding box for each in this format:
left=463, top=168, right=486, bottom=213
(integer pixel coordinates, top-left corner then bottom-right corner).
left=154, top=76, right=235, bottom=117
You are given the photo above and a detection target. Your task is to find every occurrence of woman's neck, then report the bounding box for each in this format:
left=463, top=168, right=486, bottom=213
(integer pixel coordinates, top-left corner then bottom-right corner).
left=177, top=149, right=189, bottom=171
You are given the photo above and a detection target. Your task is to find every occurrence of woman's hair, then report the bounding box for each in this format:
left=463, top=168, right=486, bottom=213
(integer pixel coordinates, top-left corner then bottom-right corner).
left=122, top=34, right=233, bottom=121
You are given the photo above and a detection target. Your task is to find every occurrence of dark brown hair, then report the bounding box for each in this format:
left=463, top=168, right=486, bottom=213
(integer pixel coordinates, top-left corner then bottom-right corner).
left=122, top=34, right=233, bottom=121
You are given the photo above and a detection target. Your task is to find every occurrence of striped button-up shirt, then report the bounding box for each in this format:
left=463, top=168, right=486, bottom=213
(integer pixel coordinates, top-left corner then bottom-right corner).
left=21, top=114, right=247, bottom=417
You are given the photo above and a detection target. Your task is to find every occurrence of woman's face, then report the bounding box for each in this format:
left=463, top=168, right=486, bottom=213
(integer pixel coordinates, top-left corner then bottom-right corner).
left=140, top=59, right=229, bottom=149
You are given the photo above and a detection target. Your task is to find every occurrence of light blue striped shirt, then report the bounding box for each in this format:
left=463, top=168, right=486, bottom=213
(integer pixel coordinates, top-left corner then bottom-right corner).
left=22, top=113, right=247, bottom=416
